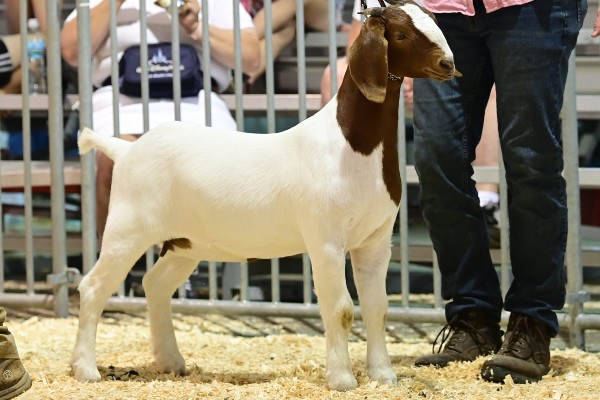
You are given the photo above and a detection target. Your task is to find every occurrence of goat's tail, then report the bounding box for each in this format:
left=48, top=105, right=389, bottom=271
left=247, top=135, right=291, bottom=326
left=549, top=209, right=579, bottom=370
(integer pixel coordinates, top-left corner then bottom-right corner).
left=78, top=127, right=133, bottom=161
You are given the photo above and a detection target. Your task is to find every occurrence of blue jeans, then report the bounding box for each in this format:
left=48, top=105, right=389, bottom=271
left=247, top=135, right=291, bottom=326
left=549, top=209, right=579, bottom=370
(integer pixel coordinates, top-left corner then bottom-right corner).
left=413, top=0, right=587, bottom=336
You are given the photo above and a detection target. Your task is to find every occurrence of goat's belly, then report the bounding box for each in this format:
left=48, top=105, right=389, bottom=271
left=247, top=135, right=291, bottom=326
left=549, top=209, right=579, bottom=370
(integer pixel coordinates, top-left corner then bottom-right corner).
left=166, top=222, right=308, bottom=262
left=173, top=242, right=308, bottom=263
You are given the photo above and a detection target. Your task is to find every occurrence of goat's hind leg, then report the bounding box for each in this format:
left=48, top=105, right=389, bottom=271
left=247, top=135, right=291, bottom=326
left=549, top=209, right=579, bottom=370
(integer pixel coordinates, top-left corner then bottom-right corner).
left=72, top=232, right=152, bottom=382
left=142, top=253, right=199, bottom=376
left=350, top=241, right=396, bottom=386
left=309, top=243, right=357, bottom=391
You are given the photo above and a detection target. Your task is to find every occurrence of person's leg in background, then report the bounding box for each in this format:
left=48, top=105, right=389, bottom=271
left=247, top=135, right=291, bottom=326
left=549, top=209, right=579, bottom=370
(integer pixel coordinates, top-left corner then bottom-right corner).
left=0, top=35, right=23, bottom=95
left=95, top=134, right=139, bottom=238
left=474, top=86, right=501, bottom=247
left=0, top=307, right=32, bottom=399
left=0, top=36, right=24, bottom=159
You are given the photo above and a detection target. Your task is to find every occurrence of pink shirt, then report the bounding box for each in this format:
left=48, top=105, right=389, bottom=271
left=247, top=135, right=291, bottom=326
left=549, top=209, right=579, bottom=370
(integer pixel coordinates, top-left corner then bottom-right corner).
left=424, top=0, right=534, bottom=16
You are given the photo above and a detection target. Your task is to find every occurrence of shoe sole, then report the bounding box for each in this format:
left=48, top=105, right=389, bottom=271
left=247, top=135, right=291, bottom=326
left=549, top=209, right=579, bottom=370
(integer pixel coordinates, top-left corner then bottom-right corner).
left=481, top=365, right=541, bottom=384
left=414, top=360, right=449, bottom=368
left=0, top=371, right=32, bottom=400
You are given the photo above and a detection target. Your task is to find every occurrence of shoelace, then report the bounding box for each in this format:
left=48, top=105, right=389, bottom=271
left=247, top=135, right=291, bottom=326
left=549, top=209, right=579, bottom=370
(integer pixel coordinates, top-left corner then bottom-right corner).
left=502, top=314, right=547, bottom=363
left=431, top=314, right=490, bottom=354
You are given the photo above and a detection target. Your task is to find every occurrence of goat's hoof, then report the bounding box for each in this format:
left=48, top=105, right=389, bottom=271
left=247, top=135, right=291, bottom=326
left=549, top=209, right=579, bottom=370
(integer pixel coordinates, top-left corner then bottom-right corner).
left=326, top=371, right=358, bottom=391
left=155, top=352, right=187, bottom=376
left=71, top=362, right=101, bottom=383
left=369, top=366, right=397, bottom=386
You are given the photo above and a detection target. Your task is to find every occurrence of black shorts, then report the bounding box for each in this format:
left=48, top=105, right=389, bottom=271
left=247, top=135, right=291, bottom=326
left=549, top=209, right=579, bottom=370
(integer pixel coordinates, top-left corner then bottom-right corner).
left=0, top=39, right=13, bottom=88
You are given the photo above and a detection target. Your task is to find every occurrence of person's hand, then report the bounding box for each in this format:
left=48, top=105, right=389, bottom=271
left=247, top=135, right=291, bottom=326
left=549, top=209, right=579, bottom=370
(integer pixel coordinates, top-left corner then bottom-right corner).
left=179, top=0, right=201, bottom=36
left=592, top=6, right=600, bottom=38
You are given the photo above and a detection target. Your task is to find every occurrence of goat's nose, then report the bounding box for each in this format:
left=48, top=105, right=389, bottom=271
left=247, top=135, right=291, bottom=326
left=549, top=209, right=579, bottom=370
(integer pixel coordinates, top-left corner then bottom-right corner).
left=440, top=59, right=455, bottom=70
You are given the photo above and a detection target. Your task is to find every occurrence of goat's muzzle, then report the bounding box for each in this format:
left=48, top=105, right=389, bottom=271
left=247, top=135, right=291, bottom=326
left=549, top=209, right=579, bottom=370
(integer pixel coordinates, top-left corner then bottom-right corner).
left=440, top=59, right=462, bottom=78
left=424, top=58, right=462, bottom=81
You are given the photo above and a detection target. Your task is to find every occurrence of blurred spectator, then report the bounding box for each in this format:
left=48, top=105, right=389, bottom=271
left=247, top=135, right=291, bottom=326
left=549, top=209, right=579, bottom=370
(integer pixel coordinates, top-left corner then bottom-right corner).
left=4, top=0, right=53, bottom=34
left=61, top=0, right=260, bottom=236
left=0, top=0, right=58, bottom=95
left=244, top=0, right=349, bottom=85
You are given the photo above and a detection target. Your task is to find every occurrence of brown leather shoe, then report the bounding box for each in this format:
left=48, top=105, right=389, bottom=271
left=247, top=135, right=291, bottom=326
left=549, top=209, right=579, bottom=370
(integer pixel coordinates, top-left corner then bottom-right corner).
left=0, top=359, right=31, bottom=400
left=481, top=312, right=552, bottom=384
left=0, top=326, right=32, bottom=400
left=415, top=309, right=503, bottom=368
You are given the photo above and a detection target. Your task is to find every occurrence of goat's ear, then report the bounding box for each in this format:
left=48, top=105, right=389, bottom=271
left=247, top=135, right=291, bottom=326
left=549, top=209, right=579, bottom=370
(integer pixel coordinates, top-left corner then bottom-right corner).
left=348, top=17, right=388, bottom=103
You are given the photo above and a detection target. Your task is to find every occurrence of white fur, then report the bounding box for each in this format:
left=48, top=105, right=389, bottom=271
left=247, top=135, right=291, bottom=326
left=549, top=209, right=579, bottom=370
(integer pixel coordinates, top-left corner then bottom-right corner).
left=71, top=4, right=455, bottom=390
left=402, top=3, right=453, bottom=57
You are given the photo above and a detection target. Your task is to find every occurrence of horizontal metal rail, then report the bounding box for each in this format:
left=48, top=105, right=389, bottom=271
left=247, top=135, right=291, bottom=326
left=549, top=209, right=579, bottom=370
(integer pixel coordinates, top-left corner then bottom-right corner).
left=1, top=93, right=600, bottom=119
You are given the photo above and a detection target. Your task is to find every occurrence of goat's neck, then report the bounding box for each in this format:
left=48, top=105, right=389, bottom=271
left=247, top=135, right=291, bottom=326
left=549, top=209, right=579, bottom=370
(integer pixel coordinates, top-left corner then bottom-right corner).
left=335, top=71, right=403, bottom=204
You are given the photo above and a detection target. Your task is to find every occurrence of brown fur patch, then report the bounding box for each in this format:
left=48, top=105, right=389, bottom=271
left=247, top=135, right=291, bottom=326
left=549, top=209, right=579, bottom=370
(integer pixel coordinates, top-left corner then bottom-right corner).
left=341, top=308, right=354, bottom=331
left=160, top=238, right=192, bottom=257
left=337, top=73, right=402, bottom=205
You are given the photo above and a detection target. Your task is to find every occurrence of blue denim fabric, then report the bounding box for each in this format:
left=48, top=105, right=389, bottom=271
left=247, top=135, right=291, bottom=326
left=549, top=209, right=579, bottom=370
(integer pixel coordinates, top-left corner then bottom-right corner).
left=413, top=0, right=587, bottom=336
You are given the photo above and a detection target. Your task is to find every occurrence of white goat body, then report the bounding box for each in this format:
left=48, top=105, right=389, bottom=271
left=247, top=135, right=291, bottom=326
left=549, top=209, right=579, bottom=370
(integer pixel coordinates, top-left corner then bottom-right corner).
left=72, top=1, right=459, bottom=391
left=78, top=102, right=396, bottom=261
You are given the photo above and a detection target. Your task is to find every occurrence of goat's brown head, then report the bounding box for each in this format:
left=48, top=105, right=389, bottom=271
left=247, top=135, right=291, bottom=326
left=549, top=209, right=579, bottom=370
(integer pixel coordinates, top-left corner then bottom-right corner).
left=349, top=0, right=461, bottom=103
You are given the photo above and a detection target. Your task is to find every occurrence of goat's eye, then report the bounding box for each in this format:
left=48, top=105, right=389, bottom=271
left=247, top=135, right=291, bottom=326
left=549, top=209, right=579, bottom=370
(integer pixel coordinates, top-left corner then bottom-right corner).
left=396, top=34, right=407, bottom=40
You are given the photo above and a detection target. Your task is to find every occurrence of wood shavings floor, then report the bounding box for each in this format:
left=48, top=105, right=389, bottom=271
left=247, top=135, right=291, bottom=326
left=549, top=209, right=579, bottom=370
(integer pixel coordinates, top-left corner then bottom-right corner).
left=7, top=310, right=600, bottom=400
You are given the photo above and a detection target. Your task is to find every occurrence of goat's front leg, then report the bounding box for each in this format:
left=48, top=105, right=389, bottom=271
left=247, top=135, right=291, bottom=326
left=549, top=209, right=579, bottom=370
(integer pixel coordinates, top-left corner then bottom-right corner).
left=350, top=240, right=396, bottom=386
left=309, top=242, right=357, bottom=391
left=142, top=253, right=200, bottom=375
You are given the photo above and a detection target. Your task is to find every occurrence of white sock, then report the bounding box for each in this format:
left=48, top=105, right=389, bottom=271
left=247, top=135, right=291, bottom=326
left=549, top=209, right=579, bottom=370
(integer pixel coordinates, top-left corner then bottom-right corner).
left=478, top=190, right=500, bottom=207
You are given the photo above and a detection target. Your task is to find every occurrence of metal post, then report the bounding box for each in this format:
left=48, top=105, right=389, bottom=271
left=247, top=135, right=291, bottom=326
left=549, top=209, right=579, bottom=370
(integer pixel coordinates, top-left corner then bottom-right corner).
left=398, top=88, right=410, bottom=308
left=18, top=0, right=35, bottom=296
left=47, top=0, right=69, bottom=317
left=232, top=0, right=244, bottom=130
left=201, top=0, right=211, bottom=127
left=302, top=253, right=312, bottom=304
left=77, top=0, right=97, bottom=275
left=264, top=0, right=275, bottom=134
left=563, top=53, right=585, bottom=349
left=327, top=0, right=337, bottom=98
left=295, top=0, right=307, bottom=121
left=171, top=0, right=182, bottom=121
left=271, top=258, right=280, bottom=303
left=499, top=152, right=511, bottom=297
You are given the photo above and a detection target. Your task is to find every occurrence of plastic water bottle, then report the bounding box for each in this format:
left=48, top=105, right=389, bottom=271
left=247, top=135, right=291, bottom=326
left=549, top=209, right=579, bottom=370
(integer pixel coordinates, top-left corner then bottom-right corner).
left=27, top=18, right=47, bottom=94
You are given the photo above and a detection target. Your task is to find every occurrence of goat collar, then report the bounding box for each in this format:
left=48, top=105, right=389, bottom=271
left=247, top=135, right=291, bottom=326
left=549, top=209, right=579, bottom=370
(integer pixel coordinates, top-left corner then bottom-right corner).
left=387, top=72, right=402, bottom=81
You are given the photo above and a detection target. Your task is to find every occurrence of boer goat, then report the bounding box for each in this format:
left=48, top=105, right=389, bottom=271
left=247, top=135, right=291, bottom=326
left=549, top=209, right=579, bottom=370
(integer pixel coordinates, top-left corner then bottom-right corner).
left=72, top=1, right=459, bottom=390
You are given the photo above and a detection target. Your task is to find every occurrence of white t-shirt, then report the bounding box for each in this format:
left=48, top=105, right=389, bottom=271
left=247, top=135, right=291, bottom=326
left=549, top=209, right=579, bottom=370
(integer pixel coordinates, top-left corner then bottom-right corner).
left=65, top=0, right=254, bottom=135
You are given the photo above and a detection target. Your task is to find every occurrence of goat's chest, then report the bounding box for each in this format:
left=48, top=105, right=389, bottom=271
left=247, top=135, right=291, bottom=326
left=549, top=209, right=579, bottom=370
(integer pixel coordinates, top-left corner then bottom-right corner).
left=336, top=142, right=392, bottom=199
left=321, top=144, right=399, bottom=244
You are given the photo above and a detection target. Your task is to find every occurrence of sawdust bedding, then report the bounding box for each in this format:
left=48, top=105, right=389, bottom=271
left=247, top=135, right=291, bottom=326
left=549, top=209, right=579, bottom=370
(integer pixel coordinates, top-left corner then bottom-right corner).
left=9, top=312, right=600, bottom=400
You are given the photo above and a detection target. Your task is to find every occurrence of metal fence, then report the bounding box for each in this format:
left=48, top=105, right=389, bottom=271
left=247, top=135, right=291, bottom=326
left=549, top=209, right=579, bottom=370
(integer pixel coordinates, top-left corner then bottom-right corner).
left=1, top=0, right=600, bottom=349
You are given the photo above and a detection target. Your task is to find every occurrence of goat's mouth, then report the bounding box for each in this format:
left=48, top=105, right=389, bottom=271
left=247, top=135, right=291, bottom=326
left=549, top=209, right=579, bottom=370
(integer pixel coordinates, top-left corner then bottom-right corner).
left=423, top=67, right=462, bottom=81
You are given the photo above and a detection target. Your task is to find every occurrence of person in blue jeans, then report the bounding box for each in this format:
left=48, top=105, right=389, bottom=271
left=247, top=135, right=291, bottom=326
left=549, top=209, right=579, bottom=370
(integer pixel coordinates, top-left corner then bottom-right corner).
left=412, top=0, right=591, bottom=384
